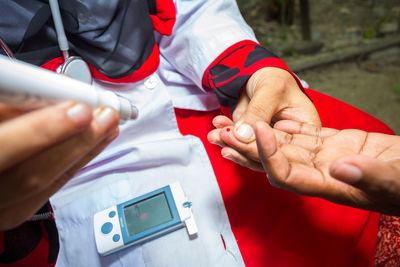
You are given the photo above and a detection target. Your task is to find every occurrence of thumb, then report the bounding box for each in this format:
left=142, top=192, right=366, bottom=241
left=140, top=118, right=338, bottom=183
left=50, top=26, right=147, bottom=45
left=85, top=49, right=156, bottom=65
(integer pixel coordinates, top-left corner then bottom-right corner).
left=233, top=87, right=277, bottom=143
left=330, top=155, right=400, bottom=203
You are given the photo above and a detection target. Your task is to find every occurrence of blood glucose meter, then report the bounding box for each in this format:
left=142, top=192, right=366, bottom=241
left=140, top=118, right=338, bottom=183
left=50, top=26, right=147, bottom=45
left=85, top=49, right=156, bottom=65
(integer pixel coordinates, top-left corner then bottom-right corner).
left=93, top=182, right=198, bottom=256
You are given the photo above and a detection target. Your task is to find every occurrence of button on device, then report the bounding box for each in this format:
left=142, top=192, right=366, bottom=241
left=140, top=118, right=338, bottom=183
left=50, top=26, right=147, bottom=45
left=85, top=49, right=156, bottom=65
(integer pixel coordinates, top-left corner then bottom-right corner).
left=109, top=211, right=116, bottom=218
left=101, top=222, right=113, bottom=234
left=113, top=234, right=121, bottom=242
left=144, top=75, right=157, bottom=89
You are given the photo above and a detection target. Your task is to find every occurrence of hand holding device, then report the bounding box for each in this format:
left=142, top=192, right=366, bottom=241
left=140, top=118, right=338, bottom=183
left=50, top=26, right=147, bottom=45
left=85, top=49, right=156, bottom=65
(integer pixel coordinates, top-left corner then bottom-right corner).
left=0, top=55, right=138, bottom=122
left=0, top=102, right=119, bottom=230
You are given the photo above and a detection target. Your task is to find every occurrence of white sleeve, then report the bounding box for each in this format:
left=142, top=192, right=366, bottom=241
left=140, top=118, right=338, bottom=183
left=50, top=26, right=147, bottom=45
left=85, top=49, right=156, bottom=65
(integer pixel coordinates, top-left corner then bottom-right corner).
left=158, top=0, right=258, bottom=91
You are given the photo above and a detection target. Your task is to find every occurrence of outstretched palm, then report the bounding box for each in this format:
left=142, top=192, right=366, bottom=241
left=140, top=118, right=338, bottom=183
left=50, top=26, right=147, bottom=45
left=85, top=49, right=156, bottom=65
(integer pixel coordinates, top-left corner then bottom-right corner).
left=208, top=115, right=400, bottom=215
left=255, top=120, right=400, bottom=216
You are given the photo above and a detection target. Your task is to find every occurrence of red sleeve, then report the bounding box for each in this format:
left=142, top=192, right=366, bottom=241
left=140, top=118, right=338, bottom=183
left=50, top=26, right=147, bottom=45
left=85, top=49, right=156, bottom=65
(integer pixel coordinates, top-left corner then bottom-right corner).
left=202, top=40, right=306, bottom=116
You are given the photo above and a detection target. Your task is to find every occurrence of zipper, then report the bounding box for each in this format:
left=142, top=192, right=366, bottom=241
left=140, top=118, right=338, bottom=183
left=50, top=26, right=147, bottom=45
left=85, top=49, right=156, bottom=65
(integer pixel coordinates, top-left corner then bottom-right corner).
left=29, top=211, right=54, bottom=221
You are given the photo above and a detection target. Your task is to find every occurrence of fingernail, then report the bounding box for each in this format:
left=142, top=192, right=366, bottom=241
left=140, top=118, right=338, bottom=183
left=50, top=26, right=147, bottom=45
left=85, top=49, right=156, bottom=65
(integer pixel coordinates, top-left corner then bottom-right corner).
left=235, top=123, right=255, bottom=142
left=67, top=103, right=91, bottom=126
left=222, top=152, right=233, bottom=161
left=107, top=128, right=119, bottom=141
left=209, top=140, right=218, bottom=145
left=212, top=117, right=223, bottom=127
left=95, top=107, right=117, bottom=129
left=332, top=163, right=362, bottom=184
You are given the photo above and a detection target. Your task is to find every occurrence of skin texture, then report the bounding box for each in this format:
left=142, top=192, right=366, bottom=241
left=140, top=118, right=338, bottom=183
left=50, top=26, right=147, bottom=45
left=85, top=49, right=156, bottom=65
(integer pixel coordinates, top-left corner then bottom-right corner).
left=208, top=67, right=400, bottom=215
left=231, top=67, right=320, bottom=142
left=210, top=114, right=400, bottom=216
left=0, top=102, right=119, bottom=230
left=208, top=67, right=320, bottom=167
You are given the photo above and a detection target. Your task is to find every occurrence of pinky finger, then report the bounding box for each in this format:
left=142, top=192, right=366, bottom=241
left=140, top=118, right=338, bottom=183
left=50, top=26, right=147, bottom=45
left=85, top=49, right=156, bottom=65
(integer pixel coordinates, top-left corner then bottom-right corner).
left=221, top=146, right=264, bottom=172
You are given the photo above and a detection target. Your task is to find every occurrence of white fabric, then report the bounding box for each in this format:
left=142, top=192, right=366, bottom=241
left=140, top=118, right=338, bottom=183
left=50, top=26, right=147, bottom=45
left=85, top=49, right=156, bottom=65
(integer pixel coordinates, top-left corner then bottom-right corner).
left=51, top=0, right=259, bottom=266
left=51, top=74, right=244, bottom=267
left=157, top=0, right=258, bottom=110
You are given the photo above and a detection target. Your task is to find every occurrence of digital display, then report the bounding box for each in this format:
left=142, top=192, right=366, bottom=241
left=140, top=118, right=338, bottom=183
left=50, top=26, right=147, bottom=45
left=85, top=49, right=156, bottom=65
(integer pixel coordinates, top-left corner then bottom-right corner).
left=123, top=192, right=173, bottom=236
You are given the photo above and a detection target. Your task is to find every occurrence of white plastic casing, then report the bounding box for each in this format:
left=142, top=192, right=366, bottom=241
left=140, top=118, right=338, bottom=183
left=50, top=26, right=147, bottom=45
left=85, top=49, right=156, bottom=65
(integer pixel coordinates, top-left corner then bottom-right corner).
left=170, top=182, right=198, bottom=236
left=93, top=182, right=197, bottom=256
left=93, top=206, right=124, bottom=256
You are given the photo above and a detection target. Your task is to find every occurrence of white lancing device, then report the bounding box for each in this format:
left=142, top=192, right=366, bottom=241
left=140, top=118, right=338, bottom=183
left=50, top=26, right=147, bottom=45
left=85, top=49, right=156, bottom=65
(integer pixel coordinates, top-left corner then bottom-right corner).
left=0, top=55, right=138, bottom=122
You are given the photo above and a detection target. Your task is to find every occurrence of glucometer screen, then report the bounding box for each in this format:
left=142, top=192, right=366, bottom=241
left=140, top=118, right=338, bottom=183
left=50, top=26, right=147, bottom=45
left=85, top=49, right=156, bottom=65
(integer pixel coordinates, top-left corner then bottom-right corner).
left=123, top=192, right=173, bottom=236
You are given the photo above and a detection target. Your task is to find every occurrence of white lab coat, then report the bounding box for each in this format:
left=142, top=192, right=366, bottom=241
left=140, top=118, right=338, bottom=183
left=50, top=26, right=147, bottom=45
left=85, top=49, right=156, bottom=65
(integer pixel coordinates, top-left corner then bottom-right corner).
left=50, top=0, right=258, bottom=266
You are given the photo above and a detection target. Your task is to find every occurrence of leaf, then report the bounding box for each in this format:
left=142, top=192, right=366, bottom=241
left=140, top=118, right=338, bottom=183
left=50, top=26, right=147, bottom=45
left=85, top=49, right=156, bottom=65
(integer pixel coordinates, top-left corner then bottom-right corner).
left=364, top=28, right=375, bottom=39
left=393, top=85, right=400, bottom=94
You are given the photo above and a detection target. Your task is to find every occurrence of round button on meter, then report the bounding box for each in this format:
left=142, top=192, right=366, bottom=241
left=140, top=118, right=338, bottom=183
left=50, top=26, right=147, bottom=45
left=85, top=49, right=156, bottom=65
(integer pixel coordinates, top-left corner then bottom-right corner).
left=113, top=234, right=121, bottom=242
left=101, top=222, right=113, bottom=235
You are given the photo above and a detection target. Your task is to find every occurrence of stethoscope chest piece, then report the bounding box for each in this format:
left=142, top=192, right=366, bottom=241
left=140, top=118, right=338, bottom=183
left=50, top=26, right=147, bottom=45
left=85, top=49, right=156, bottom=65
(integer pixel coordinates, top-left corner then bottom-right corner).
left=57, top=56, right=92, bottom=84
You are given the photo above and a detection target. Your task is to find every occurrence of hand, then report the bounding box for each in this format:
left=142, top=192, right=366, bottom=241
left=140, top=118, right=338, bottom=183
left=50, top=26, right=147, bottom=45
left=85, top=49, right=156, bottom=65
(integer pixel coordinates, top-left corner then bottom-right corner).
left=0, top=102, right=119, bottom=230
left=208, top=67, right=320, bottom=169
left=254, top=120, right=400, bottom=216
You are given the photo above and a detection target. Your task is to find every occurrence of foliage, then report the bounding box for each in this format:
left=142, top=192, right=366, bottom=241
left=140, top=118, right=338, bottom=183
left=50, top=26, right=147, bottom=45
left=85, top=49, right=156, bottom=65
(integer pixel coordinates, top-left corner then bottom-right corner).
left=393, top=85, right=400, bottom=95
left=364, top=28, right=375, bottom=39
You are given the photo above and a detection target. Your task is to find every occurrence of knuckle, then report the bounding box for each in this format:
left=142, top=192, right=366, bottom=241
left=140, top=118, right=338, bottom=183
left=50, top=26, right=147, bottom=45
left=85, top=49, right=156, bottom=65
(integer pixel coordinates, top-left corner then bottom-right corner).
left=266, top=172, right=287, bottom=189
left=284, top=132, right=294, bottom=145
left=249, top=102, right=267, bottom=115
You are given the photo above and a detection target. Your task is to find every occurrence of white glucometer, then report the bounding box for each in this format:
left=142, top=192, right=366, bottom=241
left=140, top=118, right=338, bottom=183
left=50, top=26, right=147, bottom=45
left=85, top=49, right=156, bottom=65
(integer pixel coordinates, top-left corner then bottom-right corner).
left=93, top=182, right=198, bottom=256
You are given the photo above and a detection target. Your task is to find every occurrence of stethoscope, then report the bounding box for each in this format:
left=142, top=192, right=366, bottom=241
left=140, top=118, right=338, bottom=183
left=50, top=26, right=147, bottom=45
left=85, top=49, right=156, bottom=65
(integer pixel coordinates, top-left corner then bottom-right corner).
left=49, top=0, right=92, bottom=84
left=0, top=0, right=92, bottom=84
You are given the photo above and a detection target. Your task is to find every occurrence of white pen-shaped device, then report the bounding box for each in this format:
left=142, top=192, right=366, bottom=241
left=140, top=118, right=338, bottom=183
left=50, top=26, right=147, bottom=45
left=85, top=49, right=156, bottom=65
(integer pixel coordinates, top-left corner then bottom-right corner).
left=0, top=55, right=138, bottom=122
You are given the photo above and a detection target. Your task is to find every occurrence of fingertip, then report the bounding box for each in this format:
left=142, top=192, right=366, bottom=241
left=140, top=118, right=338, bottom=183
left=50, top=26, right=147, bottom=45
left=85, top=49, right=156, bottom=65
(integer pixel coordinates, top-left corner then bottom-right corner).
left=220, top=147, right=241, bottom=165
left=273, top=120, right=296, bottom=131
left=254, top=121, right=274, bottom=143
left=93, top=107, right=120, bottom=131
left=254, top=120, right=269, bottom=133
left=207, top=129, right=224, bottom=146
left=212, top=117, right=221, bottom=128
left=330, top=162, right=362, bottom=184
left=330, top=154, right=380, bottom=184
left=330, top=155, right=400, bottom=203
left=206, top=130, right=215, bottom=142
left=106, top=127, right=120, bottom=142
left=212, top=115, right=233, bottom=128
left=233, top=121, right=255, bottom=143
left=221, top=146, right=233, bottom=159
left=220, top=126, right=236, bottom=144
left=330, top=155, right=369, bottom=176
left=64, top=101, right=93, bottom=127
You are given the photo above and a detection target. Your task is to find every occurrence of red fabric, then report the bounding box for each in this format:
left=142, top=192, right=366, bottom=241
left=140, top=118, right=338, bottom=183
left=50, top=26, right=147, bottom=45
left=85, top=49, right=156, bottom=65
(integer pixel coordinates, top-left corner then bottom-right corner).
left=375, top=215, right=400, bottom=266
left=175, top=88, right=394, bottom=267
left=149, top=0, right=176, bottom=35
left=0, top=222, right=56, bottom=267
left=88, top=44, right=160, bottom=83
left=202, top=40, right=308, bottom=116
left=40, top=57, right=64, bottom=72
left=202, top=40, right=260, bottom=90
left=40, top=43, right=160, bottom=84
